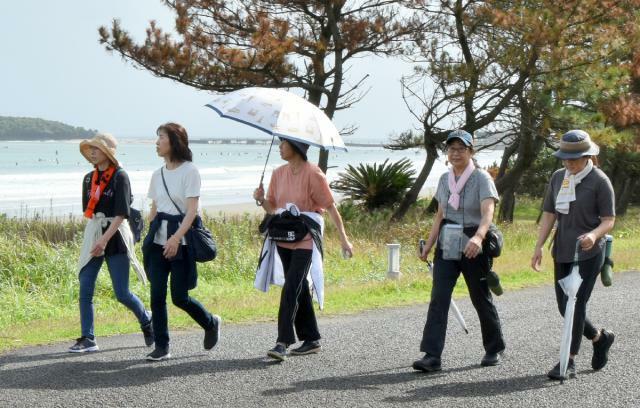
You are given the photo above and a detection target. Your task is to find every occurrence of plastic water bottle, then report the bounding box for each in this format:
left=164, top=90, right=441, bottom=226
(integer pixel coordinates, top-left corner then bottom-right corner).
left=601, top=235, right=613, bottom=287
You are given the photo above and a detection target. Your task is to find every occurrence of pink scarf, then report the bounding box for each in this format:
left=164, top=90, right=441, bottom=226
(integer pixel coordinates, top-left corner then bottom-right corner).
left=448, top=160, right=475, bottom=210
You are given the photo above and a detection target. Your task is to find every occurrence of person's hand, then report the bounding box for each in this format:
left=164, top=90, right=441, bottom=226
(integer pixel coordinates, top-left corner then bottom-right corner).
left=578, top=232, right=597, bottom=251
left=464, top=235, right=483, bottom=259
left=163, top=236, right=181, bottom=259
left=341, top=239, right=353, bottom=259
left=419, top=244, right=432, bottom=262
left=90, top=237, right=108, bottom=257
left=531, top=246, right=543, bottom=272
left=253, top=183, right=265, bottom=203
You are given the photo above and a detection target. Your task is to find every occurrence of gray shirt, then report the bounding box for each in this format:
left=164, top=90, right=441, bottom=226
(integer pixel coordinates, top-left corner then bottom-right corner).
left=542, top=167, right=615, bottom=263
left=435, top=168, right=500, bottom=227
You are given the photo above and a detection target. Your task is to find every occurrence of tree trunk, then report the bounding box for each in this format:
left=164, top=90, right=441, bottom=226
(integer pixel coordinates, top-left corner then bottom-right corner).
left=498, top=185, right=516, bottom=222
left=616, top=177, right=636, bottom=216
left=425, top=196, right=438, bottom=215
left=318, top=150, right=329, bottom=173
left=392, top=143, right=439, bottom=221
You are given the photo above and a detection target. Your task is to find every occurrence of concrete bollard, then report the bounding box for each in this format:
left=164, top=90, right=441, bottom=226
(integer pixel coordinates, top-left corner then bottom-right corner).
left=386, top=243, right=401, bottom=279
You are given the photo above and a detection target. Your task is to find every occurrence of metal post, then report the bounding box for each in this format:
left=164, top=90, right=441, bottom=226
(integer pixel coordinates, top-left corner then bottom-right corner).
left=387, top=243, right=401, bottom=279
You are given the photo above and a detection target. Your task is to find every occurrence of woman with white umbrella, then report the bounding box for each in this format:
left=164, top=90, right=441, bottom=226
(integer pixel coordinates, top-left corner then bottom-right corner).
left=253, top=138, right=353, bottom=361
left=531, top=130, right=616, bottom=380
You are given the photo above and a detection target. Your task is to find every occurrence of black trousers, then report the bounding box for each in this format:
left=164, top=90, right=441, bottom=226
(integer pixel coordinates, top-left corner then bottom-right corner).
left=276, top=246, right=320, bottom=346
left=148, top=244, right=214, bottom=349
left=554, top=251, right=604, bottom=355
left=420, top=248, right=505, bottom=358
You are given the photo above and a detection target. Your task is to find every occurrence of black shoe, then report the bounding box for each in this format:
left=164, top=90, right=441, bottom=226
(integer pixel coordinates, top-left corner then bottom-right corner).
left=481, top=351, right=503, bottom=367
left=412, top=354, right=442, bottom=372
left=68, top=337, right=99, bottom=353
left=204, top=315, right=222, bottom=350
left=547, top=359, right=576, bottom=380
left=290, top=340, right=321, bottom=355
left=267, top=344, right=287, bottom=361
left=146, top=346, right=171, bottom=361
left=592, top=329, right=615, bottom=370
left=141, top=320, right=154, bottom=347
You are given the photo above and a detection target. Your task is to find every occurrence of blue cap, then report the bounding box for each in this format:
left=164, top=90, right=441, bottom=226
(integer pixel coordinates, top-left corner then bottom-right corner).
left=446, top=129, right=473, bottom=147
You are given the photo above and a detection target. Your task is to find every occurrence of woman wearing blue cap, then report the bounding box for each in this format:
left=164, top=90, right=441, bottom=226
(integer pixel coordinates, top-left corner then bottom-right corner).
left=531, top=130, right=615, bottom=380
left=413, top=129, right=506, bottom=372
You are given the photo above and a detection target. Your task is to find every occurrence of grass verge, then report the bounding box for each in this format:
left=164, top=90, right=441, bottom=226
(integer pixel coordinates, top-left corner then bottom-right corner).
left=1, top=199, right=638, bottom=353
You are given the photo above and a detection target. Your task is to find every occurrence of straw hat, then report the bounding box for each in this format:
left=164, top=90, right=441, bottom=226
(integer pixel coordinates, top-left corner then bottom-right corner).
left=79, top=133, right=119, bottom=167
left=553, top=130, right=600, bottom=160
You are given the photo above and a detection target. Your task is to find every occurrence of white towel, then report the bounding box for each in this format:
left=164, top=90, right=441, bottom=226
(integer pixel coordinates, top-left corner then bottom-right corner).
left=555, top=159, right=593, bottom=215
left=78, top=213, right=147, bottom=285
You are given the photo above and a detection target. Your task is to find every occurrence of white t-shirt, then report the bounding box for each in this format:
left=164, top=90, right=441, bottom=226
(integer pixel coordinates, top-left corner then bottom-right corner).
left=147, top=161, right=201, bottom=245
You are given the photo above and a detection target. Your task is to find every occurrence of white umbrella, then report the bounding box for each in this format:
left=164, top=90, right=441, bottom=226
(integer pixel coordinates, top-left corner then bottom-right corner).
left=557, top=241, right=584, bottom=381
left=206, top=87, right=347, bottom=151
left=427, top=261, right=469, bottom=334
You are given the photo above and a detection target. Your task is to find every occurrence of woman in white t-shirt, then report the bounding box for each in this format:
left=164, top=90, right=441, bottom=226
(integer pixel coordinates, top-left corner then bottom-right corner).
left=142, top=122, right=221, bottom=361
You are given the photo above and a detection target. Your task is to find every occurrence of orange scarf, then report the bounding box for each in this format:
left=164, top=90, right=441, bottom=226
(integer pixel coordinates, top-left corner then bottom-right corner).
left=84, top=166, right=116, bottom=219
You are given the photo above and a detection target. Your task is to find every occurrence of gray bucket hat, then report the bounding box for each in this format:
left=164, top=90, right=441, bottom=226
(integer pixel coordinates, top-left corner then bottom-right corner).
left=553, top=130, right=600, bottom=160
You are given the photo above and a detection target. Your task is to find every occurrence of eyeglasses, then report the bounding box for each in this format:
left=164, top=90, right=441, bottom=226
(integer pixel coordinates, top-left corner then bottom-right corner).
left=446, top=146, right=469, bottom=154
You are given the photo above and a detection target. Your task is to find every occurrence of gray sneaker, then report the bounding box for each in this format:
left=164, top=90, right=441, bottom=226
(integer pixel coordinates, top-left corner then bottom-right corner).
left=204, top=315, right=222, bottom=350
left=68, top=337, right=99, bottom=353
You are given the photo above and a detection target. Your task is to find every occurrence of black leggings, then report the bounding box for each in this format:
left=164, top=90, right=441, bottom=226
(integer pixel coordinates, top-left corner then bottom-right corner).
left=554, top=251, right=605, bottom=355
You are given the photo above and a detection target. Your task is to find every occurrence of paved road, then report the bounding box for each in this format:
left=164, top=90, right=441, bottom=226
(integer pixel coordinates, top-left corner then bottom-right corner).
left=1, top=272, right=639, bottom=407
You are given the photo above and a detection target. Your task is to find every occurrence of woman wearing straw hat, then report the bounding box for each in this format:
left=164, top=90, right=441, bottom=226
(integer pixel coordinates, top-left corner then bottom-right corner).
left=143, top=123, right=221, bottom=361
left=531, top=130, right=616, bottom=380
left=71, top=133, right=153, bottom=353
left=253, top=138, right=353, bottom=361
left=413, top=129, right=506, bottom=372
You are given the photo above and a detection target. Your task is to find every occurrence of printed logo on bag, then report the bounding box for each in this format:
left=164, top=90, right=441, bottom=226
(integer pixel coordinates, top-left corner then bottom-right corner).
left=287, top=231, right=295, bottom=240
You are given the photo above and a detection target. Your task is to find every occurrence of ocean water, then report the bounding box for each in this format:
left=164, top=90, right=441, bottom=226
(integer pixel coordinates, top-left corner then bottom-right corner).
left=0, top=140, right=503, bottom=217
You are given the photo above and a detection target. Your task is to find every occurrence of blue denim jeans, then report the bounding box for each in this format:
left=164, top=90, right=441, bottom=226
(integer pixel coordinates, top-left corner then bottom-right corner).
left=79, top=253, right=151, bottom=339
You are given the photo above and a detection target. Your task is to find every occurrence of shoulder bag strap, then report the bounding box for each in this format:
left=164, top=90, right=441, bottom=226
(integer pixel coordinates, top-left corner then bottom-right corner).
left=160, top=167, right=185, bottom=217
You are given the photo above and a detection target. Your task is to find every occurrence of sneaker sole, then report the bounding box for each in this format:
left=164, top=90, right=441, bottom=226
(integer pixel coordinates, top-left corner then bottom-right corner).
left=146, top=353, right=171, bottom=361
left=547, top=372, right=576, bottom=381
left=267, top=351, right=287, bottom=361
left=205, top=315, right=222, bottom=351
left=412, top=362, right=441, bottom=372
left=290, top=346, right=321, bottom=356
left=68, top=346, right=99, bottom=353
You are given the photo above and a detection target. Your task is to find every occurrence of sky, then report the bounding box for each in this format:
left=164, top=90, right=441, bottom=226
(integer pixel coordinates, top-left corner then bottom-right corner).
left=0, top=1, right=419, bottom=142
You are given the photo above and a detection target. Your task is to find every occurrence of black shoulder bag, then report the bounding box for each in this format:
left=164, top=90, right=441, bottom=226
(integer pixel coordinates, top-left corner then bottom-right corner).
left=160, top=168, right=217, bottom=262
left=483, top=223, right=504, bottom=258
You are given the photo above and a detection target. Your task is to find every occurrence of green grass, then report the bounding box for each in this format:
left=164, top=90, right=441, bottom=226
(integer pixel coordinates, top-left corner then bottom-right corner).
left=1, top=201, right=639, bottom=353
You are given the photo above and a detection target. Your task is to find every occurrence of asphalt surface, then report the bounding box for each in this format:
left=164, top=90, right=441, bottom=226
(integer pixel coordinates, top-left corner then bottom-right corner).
left=1, top=271, right=639, bottom=407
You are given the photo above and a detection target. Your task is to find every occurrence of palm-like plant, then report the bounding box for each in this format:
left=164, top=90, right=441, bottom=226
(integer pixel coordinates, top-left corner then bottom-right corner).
left=331, top=158, right=416, bottom=211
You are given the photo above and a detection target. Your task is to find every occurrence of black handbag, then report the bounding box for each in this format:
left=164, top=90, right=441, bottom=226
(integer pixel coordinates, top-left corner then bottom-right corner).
left=483, top=224, right=504, bottom=258
left=259, top=211, right=309, bottom=242
left=129, top=207, right=144, bottom=243
left=161, top=168, right=217, bottom=262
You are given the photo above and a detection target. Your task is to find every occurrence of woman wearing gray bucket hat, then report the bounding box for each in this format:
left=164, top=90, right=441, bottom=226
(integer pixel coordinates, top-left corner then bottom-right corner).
left=531, top=129, right=616, bottom=380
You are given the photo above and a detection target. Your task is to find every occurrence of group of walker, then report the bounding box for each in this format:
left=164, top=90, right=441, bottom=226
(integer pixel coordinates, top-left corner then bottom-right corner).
left=71, top=124, right=616, bottom=380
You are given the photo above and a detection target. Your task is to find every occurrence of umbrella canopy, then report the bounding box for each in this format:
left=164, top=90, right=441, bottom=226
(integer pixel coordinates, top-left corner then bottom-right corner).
left=557, top=242, right=584, bottom=381
left=206, top=87, right=347, bottom=151
left=427, top=261, right=469, bottom=334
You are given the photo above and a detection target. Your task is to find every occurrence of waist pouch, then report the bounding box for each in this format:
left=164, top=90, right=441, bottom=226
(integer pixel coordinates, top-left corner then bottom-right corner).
left=439, top=220, right=503, bottom=259
left=259, top=211, right=309, bottom=242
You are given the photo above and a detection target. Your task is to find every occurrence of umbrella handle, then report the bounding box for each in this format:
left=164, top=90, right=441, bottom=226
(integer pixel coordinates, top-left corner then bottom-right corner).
left=574, top=240, right=581, bottom=262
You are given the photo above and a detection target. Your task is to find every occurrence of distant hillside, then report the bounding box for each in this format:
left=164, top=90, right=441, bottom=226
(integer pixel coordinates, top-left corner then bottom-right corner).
left=0, top=116, right=97, bottom=141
